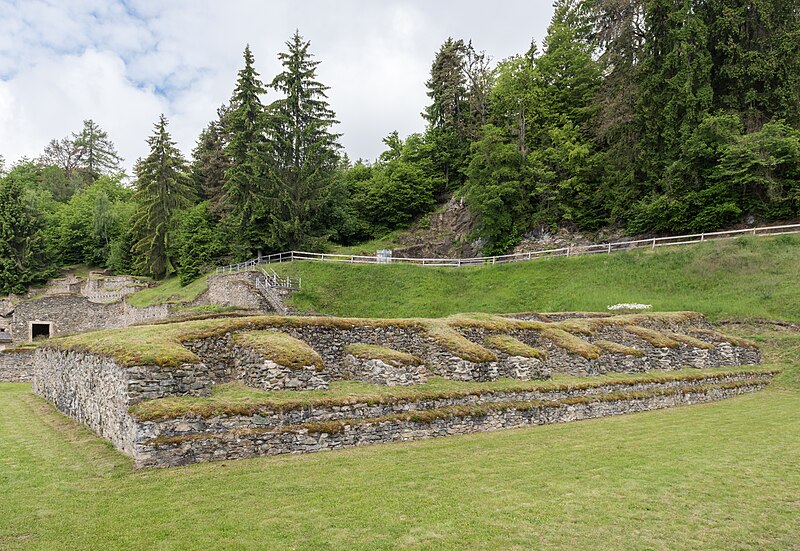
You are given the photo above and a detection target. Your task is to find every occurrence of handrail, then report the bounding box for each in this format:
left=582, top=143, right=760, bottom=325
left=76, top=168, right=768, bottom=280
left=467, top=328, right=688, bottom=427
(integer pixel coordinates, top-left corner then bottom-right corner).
left=215, top=222, right=800, bottom=273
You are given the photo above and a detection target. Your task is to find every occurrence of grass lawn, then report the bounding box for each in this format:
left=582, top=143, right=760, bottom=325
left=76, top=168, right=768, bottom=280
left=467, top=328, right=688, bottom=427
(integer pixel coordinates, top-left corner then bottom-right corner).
left=274, top=235, right=800, bottom=320
left=1, top=325, right=798, bottom=549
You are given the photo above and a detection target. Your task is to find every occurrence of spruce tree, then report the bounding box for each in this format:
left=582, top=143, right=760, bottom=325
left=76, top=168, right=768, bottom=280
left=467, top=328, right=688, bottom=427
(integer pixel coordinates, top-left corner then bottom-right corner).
left=423, top=38, right=470, bottom=191
left=264, top=30, right=341, bottom=250
left=223, top=45, right=269, bottom=256
left=72, top=119, right=123, bottom=182
left=131, top=115, right=194, bottom=279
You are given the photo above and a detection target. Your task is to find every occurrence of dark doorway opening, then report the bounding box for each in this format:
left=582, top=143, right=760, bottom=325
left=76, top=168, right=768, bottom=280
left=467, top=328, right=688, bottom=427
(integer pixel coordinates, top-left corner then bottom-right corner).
left=31, top=323, right=51, bottom=340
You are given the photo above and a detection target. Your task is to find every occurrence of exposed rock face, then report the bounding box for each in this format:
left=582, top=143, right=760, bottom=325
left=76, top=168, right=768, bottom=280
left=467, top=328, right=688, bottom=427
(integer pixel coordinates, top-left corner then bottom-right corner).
left=392, top=196, right=483, bottom=258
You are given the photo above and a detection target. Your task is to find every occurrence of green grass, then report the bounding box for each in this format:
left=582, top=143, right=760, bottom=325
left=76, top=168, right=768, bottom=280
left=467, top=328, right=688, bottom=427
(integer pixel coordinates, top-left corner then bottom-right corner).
left=274, top=235, right=800, bottom=321
left=234, top=330, right=323, bottom=369
left=1, top=327, right=798, bottom=549
left=125, top=274, right=209, bottom=307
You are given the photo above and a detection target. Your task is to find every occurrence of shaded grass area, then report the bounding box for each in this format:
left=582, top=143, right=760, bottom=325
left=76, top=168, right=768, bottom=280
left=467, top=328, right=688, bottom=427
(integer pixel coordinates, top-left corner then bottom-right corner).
left=1, top=327, right=798, bottom=549
left=274, top=235, right=800, bottom=321
left=125, top=274, right=209, bottom=307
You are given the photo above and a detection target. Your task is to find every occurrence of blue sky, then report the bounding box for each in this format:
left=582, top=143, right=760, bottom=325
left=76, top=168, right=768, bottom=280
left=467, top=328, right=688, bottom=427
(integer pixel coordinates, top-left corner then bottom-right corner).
left=0, top=0, right=554, bottom=171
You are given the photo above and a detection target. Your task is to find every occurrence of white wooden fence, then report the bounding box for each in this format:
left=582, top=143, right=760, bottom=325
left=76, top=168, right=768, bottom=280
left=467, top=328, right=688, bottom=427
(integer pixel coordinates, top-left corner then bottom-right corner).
left=216, top=222, right=800, bottom=273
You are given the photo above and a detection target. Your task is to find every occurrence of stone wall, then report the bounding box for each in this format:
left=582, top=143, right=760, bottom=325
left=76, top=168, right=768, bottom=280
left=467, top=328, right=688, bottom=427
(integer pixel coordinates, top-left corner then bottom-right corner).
left=32, top=349, right=139, bottom=456
left=10, top=296, right=126, bottom=341
left=196, top=272, right=274, bottom=311
left=0, top=349, right=35, bottom=382
left=133, top=378, right=771, bottom=467
left=3, top=272, right=282, bottom=346
left=343, top=355, right=428, bottom=386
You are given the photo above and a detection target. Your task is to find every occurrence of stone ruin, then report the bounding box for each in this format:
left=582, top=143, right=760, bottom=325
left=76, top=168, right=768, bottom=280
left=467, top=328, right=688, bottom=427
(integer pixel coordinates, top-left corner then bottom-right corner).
left=17, top=311, right=774, bottom=467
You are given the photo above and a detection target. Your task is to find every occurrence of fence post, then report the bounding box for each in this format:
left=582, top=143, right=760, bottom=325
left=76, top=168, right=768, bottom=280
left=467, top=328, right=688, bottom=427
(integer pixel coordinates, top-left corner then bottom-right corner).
left=607, top=243, right=611, bottom=254
left=652, top=238, right=656, bottom=250
left=567, top=245, right=571, bottom=257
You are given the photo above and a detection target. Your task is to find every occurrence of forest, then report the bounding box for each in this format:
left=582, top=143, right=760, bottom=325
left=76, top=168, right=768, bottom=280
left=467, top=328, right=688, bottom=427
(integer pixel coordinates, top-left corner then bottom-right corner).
left=1, top=0, right=799, bottom=294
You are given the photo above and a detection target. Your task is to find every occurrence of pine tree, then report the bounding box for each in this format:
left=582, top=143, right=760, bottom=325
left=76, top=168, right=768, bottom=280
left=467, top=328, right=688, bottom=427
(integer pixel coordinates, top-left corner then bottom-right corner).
left=131, top=115, right=194, bottom=279
left=264, top=30, right=341, bottom=250
left=223, top=45, right=269, bottom=255
left=72, top=119, right=123, bottom=182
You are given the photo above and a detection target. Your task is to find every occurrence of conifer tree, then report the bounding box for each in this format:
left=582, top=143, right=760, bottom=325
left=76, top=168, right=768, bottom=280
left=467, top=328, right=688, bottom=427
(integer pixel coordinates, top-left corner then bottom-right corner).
left=191, top=105, right=232, bottom=218
left=131, top=115, right=194, bottom=279
left=423, top=38, right=470, bottom=191
left=72, top=119, right=123, bottom=182
left=223, top=45, right=268, bottom=255
left=264, top=30, right=341, bottom=250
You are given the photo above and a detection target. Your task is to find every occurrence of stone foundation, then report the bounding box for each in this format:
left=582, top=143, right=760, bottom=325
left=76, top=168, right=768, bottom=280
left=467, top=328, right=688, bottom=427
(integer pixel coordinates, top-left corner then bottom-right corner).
left=29, top=311, right=770, bottom=467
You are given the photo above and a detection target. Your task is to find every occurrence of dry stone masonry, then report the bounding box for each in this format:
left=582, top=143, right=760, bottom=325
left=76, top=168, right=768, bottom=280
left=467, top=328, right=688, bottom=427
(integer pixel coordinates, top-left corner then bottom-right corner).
left=28, top=311, right=772, bottom=467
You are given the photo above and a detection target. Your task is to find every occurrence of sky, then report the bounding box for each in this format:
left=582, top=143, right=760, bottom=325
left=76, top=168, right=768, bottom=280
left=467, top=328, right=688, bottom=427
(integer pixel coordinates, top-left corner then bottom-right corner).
left=0, top=0, right=554, bottom=172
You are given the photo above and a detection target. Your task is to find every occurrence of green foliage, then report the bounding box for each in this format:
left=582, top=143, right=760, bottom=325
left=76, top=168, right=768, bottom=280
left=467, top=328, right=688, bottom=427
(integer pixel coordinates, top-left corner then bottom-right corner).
left=263, top=31, right=342, bottom=251
left=54, top=176, right=134, bottom=267
left=173, top=202, right=223, bottom=285
left=223, top=45, right=270, bottom=256
left=72, top=119, right=124, bottom=183
left=131, top=115, right=195, bottom=279
left=191, top=106, right=231, bottom=219
left=0, top=163, right=58, bottom=294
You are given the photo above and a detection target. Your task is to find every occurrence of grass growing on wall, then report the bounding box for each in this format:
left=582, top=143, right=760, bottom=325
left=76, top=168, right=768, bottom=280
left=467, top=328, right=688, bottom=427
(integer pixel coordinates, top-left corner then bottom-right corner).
left=1, top=326, right=798, bottom=549
left=272, top=235, right=800, bottom=321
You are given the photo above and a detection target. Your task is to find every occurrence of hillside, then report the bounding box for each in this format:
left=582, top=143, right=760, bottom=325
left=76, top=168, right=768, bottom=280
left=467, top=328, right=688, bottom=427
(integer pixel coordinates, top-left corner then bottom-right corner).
left=272, top=235, right=800, bottom=321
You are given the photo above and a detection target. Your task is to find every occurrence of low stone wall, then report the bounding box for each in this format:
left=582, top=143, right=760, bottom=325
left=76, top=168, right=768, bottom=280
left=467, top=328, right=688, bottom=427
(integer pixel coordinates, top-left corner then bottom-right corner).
left=32, top=349, right=139, bottom=456
left=133, top=379, right=770, bottom=468
left=232, top=344, right=328, bottom=391
left=137, top=372, right=773, bottom=434
left=343, top=355, right=428, bottom=386
left=0, top=349, right=35, bottom=382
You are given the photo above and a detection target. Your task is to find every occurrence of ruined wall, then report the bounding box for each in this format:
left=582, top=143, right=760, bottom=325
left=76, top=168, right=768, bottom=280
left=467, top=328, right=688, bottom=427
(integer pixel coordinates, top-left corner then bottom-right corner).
left=0, top=349, right=35, bottom=382
left=32, top=349, right=139, bottom=455
left=134, top=379, right=770, bottom=468
left=197, top=272, right=274, bottom=311
left=11, top=296, right=126, bottom=341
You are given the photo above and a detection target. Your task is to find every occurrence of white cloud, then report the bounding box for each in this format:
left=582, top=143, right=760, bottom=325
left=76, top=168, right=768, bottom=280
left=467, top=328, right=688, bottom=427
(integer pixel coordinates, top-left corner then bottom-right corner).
left=0, top=0, right=554, bottom=170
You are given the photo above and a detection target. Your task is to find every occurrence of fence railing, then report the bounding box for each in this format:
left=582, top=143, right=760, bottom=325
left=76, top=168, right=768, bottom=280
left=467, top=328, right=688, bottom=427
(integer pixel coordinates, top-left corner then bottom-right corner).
left=216, top=222, right=800, bottom=273
left=256, top=267, right=301, bottom=290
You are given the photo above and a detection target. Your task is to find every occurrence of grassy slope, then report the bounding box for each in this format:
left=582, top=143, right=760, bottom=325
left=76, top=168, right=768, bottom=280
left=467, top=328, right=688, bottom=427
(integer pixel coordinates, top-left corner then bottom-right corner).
left=275, top=235, right=800, bottom=320
left=1, top=327, right=798, bottom=549
left=125, top=275, right=209, bottom=307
